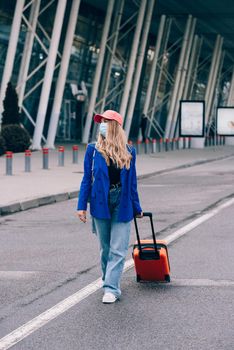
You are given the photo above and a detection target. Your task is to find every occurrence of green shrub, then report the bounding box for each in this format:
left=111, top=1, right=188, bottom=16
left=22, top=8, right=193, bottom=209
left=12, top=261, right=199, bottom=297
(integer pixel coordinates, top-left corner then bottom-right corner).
left=1, top=124, right=31, bottom=153
left=0, top=135, right=6, bottom=156
left=2, top=82, right=20, bottom=126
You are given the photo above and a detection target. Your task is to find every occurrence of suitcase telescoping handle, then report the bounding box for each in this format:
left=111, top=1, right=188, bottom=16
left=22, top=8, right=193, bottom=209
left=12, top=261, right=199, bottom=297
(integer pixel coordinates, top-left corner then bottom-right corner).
left=134, top=212, right=159, bottom=259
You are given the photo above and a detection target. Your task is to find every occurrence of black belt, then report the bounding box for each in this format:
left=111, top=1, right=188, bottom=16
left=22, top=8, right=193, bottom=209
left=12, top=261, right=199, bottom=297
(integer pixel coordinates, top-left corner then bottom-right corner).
left=109, top=182, right=122, bottom=191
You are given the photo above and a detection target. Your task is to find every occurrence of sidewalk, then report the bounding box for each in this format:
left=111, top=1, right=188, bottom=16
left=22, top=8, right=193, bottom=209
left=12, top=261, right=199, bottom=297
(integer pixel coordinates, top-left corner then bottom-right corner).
left=1, top=144, right=234, bottom=215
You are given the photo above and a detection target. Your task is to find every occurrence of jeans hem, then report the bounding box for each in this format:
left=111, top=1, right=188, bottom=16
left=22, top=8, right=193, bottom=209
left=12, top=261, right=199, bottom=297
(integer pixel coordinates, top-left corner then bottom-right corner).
left=103, top=287, right=121, bottom=298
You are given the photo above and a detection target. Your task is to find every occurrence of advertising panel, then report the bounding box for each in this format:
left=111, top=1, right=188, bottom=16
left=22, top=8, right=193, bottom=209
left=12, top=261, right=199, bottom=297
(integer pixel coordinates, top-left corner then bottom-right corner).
left=217, top=107, right=234, bottom=136
left=179, top=101, right=205, bottom=137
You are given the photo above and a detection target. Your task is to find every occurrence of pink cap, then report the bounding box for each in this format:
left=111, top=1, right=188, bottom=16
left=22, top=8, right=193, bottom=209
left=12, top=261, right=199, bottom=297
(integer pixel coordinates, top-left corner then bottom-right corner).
left=94, top=110, right=123, bottom=126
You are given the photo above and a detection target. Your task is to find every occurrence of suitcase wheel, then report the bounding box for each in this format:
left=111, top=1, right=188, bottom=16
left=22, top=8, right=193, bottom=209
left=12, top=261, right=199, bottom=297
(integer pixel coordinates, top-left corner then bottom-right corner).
left=136, top=274, right=141, bottom=283
left=165, top=274, right=170, bottom=283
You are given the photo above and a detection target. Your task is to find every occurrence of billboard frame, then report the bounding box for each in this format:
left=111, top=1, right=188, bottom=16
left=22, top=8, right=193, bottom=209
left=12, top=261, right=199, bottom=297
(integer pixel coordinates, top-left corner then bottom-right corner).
left=216, top=106, right=234, bottom=136
left=179, top=100, right=205, bottom=137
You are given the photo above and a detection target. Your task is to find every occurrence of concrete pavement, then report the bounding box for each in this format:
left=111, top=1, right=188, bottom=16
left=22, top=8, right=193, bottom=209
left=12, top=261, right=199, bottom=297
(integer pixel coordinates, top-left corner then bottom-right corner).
left=0, top=143, right=234, bottom=215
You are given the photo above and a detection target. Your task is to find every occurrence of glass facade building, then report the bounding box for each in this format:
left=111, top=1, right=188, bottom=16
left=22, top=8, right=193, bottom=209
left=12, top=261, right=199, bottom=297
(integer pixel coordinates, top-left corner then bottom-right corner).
left=0, top=0, right=233, bottom=148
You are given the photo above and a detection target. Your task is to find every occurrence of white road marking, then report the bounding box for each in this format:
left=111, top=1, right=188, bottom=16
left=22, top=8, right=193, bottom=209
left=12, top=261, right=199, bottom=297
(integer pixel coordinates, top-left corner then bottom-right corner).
left=170, top=279, right=234, bottom=287
left=0, top=197, right=234, bottom=350
left=166, top=197, right=234, bottom=244
left=0, top=279, right=103, bottom=350
left=139, top=184, right=167, bottom=187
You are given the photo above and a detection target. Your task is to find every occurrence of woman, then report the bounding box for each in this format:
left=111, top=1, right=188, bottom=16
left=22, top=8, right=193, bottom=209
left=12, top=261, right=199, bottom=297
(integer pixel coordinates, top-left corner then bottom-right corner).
left=77, top=110, right=143, bottom=304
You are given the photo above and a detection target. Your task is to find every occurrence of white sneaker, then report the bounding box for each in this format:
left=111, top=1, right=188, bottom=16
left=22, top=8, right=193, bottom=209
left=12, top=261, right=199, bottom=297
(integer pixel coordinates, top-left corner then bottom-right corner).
left=102, top=292, right=118, bottom=304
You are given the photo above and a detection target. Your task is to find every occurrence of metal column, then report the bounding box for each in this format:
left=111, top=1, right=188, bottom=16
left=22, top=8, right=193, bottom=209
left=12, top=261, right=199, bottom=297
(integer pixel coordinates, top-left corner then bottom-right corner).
left=207, top=39, right=224, bottom=125
left=32, top=0, right=67, bottom=150
left=124, top=0, right=155, bottom=139
left=99, top=0, right=125, bottom=111
left=16, top=1, right=63, bottom=139
left=82, top=0, right=115, bottom=144
left=207, top=50, right=225, bottom=136
left=119, top=0, right=147, bottom=122
left=0, top=0, right=26, bottom=126
left=205, top=36, right=223, bottom=126
left=171, top=17, right=197, bottom=138
left=147, top=17, right=172, bottom=138
left=187, top=36, right=203, bottom=99
left=191, top=36, right=223, bottom=149
left=91, top=0, right=125, bottom=141
left=204, top=37, right=220, bottom=118
left=164, top=15, right=193, bottom=139
left=143, top=15, right=166, bottom=116
left=17, top=0, right=41, bottom=109
left=204, top=35, right=222, bottom=125
left=226, top=66, right=234, bottom=145
left=227, top=66, right=234, bottom=106
left=46, top=0, right=81, bottom=149
left=183, top=34, right=200, bottom=99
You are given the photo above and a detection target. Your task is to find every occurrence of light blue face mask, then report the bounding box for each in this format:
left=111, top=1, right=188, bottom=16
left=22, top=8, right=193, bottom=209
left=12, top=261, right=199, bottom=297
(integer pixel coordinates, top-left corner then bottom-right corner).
left=99, top=122, right=108, bottom=137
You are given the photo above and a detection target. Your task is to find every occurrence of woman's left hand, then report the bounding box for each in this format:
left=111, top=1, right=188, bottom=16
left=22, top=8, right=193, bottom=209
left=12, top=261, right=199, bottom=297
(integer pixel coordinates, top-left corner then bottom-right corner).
left=135, top=212, right=143, bottom=218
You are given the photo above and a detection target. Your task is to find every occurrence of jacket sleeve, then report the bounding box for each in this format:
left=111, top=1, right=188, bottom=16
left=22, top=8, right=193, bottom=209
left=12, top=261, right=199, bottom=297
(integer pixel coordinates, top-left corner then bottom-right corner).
left=77, top=144, right=94, bottom=211
left=131, top=148, right=142, bottom=215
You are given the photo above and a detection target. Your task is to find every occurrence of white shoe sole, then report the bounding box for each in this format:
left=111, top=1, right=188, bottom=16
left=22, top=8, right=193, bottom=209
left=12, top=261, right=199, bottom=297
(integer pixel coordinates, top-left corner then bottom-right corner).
left=102, top=295, right=119, bottom=304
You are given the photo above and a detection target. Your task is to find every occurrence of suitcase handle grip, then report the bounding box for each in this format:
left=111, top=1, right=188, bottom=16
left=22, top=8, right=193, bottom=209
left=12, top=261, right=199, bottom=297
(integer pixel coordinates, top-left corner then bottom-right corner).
left=141, top=212, right=152, bottom=218
left=134, top=212, right=158, bottom=258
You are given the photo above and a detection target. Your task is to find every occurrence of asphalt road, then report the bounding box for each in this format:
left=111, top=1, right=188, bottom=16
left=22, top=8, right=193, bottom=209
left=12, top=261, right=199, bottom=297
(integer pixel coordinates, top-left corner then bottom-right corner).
left=0, top=157, right=234, bottom=349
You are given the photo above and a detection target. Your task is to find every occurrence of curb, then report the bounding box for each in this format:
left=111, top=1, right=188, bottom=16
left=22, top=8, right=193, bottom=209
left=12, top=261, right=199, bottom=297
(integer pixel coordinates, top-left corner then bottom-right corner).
left=1, top=153, right=234, bottom=217
left=0, top=191, right=78, bottom=217
left=137, top=153, right=234, bottom=180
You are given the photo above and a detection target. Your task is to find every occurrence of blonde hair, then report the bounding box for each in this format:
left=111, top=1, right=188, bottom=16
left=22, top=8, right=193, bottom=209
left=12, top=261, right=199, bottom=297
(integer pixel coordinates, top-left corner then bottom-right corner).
left=96, top=120, right=132, bottom=169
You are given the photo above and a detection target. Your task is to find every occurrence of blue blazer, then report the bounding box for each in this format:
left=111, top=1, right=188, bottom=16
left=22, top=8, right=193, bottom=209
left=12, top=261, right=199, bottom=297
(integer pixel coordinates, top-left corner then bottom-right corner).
left=77, top=143, right=142, bottom=222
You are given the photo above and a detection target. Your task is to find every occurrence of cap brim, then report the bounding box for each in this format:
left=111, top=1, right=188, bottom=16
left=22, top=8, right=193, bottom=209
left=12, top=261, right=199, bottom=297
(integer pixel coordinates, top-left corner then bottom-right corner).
left=94, top=114, right=114, bottom=123
left=93, top=114, right=103, bottom=123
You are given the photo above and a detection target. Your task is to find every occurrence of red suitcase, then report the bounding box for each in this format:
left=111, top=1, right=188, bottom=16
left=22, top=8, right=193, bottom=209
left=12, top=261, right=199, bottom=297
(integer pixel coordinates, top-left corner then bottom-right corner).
left=132, top=212, right=170, bottom=283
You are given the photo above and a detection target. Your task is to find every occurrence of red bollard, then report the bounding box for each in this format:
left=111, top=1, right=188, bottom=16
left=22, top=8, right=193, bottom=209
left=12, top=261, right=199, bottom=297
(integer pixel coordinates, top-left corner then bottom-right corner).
left=176, top=138, right=180, bottom=150
left=159, top=138, right=163, bottom=152
left=6, top=151, right=13, bottom=175
left=188, top=137, right=191, bottom=149
left=171, top=138, right=175, bottom=151
left=207, top=136, right=211, bottom=147
left=58, top=146, right=65, bottom=166
left=152, top=139, right=157, bottom=153
left=136, top=140, right=141, bottom=154
left=72, top=145, right=79, bottom=164
left=25, top=149, right=31, bottom=172
left=42, top=148, right=49, bottom=169
left=144, top=138, right=150, bottom=154
left=165, top=138, right=170, bottom=152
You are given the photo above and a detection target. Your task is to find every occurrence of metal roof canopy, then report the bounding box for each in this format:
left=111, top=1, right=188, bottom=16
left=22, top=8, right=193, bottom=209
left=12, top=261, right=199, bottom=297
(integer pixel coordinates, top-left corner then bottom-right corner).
left=2, top=0, right=234, bottom=66
left=84, top=0, right=234, bottom=65
left=2, top=0, right=234, bottom=53
left=155, top=0, right=234, bottom=55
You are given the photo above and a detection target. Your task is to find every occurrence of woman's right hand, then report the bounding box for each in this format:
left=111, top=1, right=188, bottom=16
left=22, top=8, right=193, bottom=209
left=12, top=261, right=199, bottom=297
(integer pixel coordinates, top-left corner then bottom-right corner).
left=77, top=210, right=87, bottom=223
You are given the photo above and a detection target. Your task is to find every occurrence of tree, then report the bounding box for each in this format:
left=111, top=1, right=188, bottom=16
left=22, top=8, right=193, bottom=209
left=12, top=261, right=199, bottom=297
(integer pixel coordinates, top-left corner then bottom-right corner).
left=2, top=82, right=20, bottom=125
left=1, top=124, right=31, bottom=152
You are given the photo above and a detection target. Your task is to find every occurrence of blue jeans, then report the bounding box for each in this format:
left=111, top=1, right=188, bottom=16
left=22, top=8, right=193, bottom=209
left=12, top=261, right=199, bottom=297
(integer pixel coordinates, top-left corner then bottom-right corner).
left=93, top=187, right=131, bottom=297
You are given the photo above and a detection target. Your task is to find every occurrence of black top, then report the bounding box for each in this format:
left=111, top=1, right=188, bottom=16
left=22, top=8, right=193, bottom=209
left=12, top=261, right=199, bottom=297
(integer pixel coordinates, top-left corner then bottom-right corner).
left=108, top=158, right=121, bottom=185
